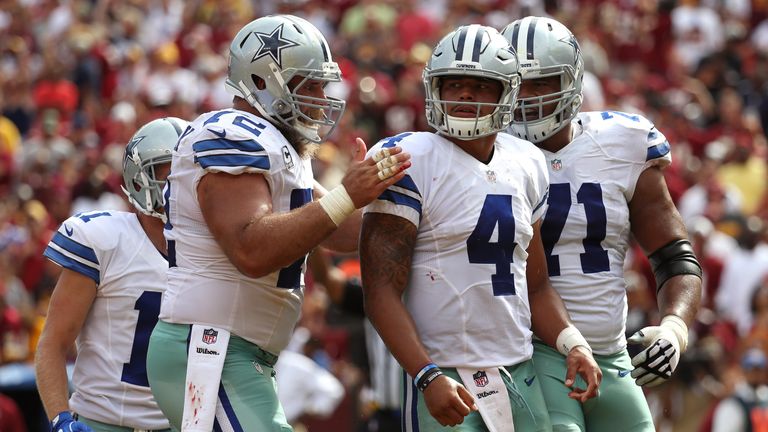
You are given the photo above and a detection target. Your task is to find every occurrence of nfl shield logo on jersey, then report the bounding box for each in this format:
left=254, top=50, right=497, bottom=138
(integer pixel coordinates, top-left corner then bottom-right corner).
left=202, top=328, right=218, bottom=344
left=551, top=159, right=562, bottom=171
left=473, top=370, right=489, bottom=387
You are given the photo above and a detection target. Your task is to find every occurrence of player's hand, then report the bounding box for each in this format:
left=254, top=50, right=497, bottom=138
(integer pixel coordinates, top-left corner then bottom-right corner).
left=51, top=411, right=93, bottom=432
left=422, top=375, right=478, bottom=427
left=341, top=138, right=411, bottom=208
left=627, top=323, right=681, bottom=387
left=564, top=346, right=602, bottom=402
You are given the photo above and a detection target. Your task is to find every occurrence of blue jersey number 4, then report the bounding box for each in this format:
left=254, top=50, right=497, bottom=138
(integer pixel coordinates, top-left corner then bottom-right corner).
left=467, top=194, right=518, bottom=296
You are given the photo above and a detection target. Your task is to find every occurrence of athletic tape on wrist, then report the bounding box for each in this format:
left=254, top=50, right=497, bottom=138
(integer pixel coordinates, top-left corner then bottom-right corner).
left=318, top=185, right=355, bottom=226
left=661, top=314, right=689, bottom=352
left=556, top=325, right=591, bottom=356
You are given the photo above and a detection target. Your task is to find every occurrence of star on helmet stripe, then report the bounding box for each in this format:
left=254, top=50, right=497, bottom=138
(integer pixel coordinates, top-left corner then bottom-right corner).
left=526, top=17, right=538, bottom=60
left=251, top=23, right=299, bottom=68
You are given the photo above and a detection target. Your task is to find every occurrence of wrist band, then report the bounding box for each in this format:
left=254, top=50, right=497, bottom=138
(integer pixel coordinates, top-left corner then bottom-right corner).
left=661, top=314, right=689, bottom=352
left=318, top=185, right=355, bottom=226
left=556, top=325, right=591, bottom=356
left=414, top=364, right=443, bottom=392
left=414, top=363, right=438, bottom=384
left=417, top=368, right=443, bottom=392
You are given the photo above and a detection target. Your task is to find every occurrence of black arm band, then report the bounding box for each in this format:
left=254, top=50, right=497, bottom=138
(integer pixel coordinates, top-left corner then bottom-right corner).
left=648, top=239, right=703, bottom=293
left=417, top=367, right=444, bottom=392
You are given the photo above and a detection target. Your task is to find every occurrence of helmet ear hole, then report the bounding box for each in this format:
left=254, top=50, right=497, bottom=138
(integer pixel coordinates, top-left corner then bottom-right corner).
left=252, top=74, right=266, bottom=90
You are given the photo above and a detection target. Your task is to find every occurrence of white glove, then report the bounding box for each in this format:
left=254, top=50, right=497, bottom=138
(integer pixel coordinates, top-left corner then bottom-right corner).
left=627, top=315, right=688, bottom=387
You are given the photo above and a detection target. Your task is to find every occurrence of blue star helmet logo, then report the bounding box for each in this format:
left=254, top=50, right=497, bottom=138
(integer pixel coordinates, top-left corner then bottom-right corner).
left=561, top=34, right=581, bottom=58
left=251, top=23, right=300, bottom=68
left=126, top=135, right=145, bottom=156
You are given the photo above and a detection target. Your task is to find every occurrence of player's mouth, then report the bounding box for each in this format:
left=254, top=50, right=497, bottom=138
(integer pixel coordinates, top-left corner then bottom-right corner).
left=450, top=105, right=478, bottom=117
left=516, top=108, right=541, bottom=121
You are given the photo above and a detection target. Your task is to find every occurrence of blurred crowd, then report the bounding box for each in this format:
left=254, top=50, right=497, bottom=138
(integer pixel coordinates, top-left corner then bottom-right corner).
left=2, top=0, right=768, bottom=430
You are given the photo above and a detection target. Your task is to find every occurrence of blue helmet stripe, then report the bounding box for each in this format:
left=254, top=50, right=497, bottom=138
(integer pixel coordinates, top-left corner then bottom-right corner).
left=472, top=26, right=486, bottom=62
left=526, top=17, right=538, bottom=60
left=455, top=26, right=468, bottom=60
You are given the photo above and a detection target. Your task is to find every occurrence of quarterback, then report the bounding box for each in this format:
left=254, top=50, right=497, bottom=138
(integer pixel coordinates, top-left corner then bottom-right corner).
left=502, top=16, right=702, bottom=432
left=145, top=14, right=410, bottom=431
left=360, top=25, right=601, bottom=432
left=35, top=118, right=186, bottom=432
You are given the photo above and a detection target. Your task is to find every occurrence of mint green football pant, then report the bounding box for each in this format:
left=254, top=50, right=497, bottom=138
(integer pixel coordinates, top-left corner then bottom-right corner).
left=77, top=416, right=172, bottom=432
left=146, top=320, right=292, bottom=432
left=402, top=360, right=552, bottom=431
left=532, top=341, right=654, bottom=432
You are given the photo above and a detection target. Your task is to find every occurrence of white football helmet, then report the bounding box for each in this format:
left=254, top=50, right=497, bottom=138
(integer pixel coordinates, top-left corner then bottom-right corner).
left=423, top=25, right=521, bottom=140
left=225, top=14, right=345, bottom=143
left=501, top=16, right=584, bottom=143
left=121, top=117, right=188, bottom=222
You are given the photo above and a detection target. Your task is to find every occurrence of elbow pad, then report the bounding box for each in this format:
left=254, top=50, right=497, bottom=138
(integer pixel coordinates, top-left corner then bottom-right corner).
left=647, top=239, right=703, bottom=293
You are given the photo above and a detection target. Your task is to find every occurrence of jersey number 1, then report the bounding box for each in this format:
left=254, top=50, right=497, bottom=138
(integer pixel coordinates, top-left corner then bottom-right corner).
left=467, top=194, right=517, bottom=296
left=121, top=291, right=162, bottom=387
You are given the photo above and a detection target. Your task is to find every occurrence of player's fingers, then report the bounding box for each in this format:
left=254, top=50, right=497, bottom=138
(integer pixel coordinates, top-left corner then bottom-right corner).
left=630, top=350, right=648, bottom=367
left=371, top=146, right=391, bottom=163
left=436, top=409, right=463, bottom=427
left=643, top=376, right=664, bottom=387
left=370, top=146, right=404, bottom=164
left=456, top=384, right=479, bottom=412
left=634, top=372, right=654, bottom=386
left=447, top=406, right=468, bottom=424
left=564, top=364, right=578, bottom=388
left=627, top=331, right=651, bottom=345
left=353, top=137, right=367, bottom=162
left=375, top=156, right=398, bottom=171
left=567, top=387, right=585, bottom=401
left=581, top=374, right=600, bottom=401
left=380, top=161, right=411, bottom=184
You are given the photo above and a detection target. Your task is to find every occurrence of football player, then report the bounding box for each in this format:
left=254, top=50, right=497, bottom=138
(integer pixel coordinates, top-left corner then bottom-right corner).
left=360, top=25, right=602, bottom=431
left=145, top=14, right=410, bottom=431
left=35, top=117, right=187, bottom=432
left=501, top=16, right=703, bottom=432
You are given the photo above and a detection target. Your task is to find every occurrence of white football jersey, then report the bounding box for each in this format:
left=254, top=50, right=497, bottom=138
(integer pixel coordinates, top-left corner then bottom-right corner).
left=161, top=109, right=311, bottom=355
left=43, top=210, right=169, bottom=429
left=364, top=132, right=549, bottom=368
left=537, top=111, right=672, bottom=355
